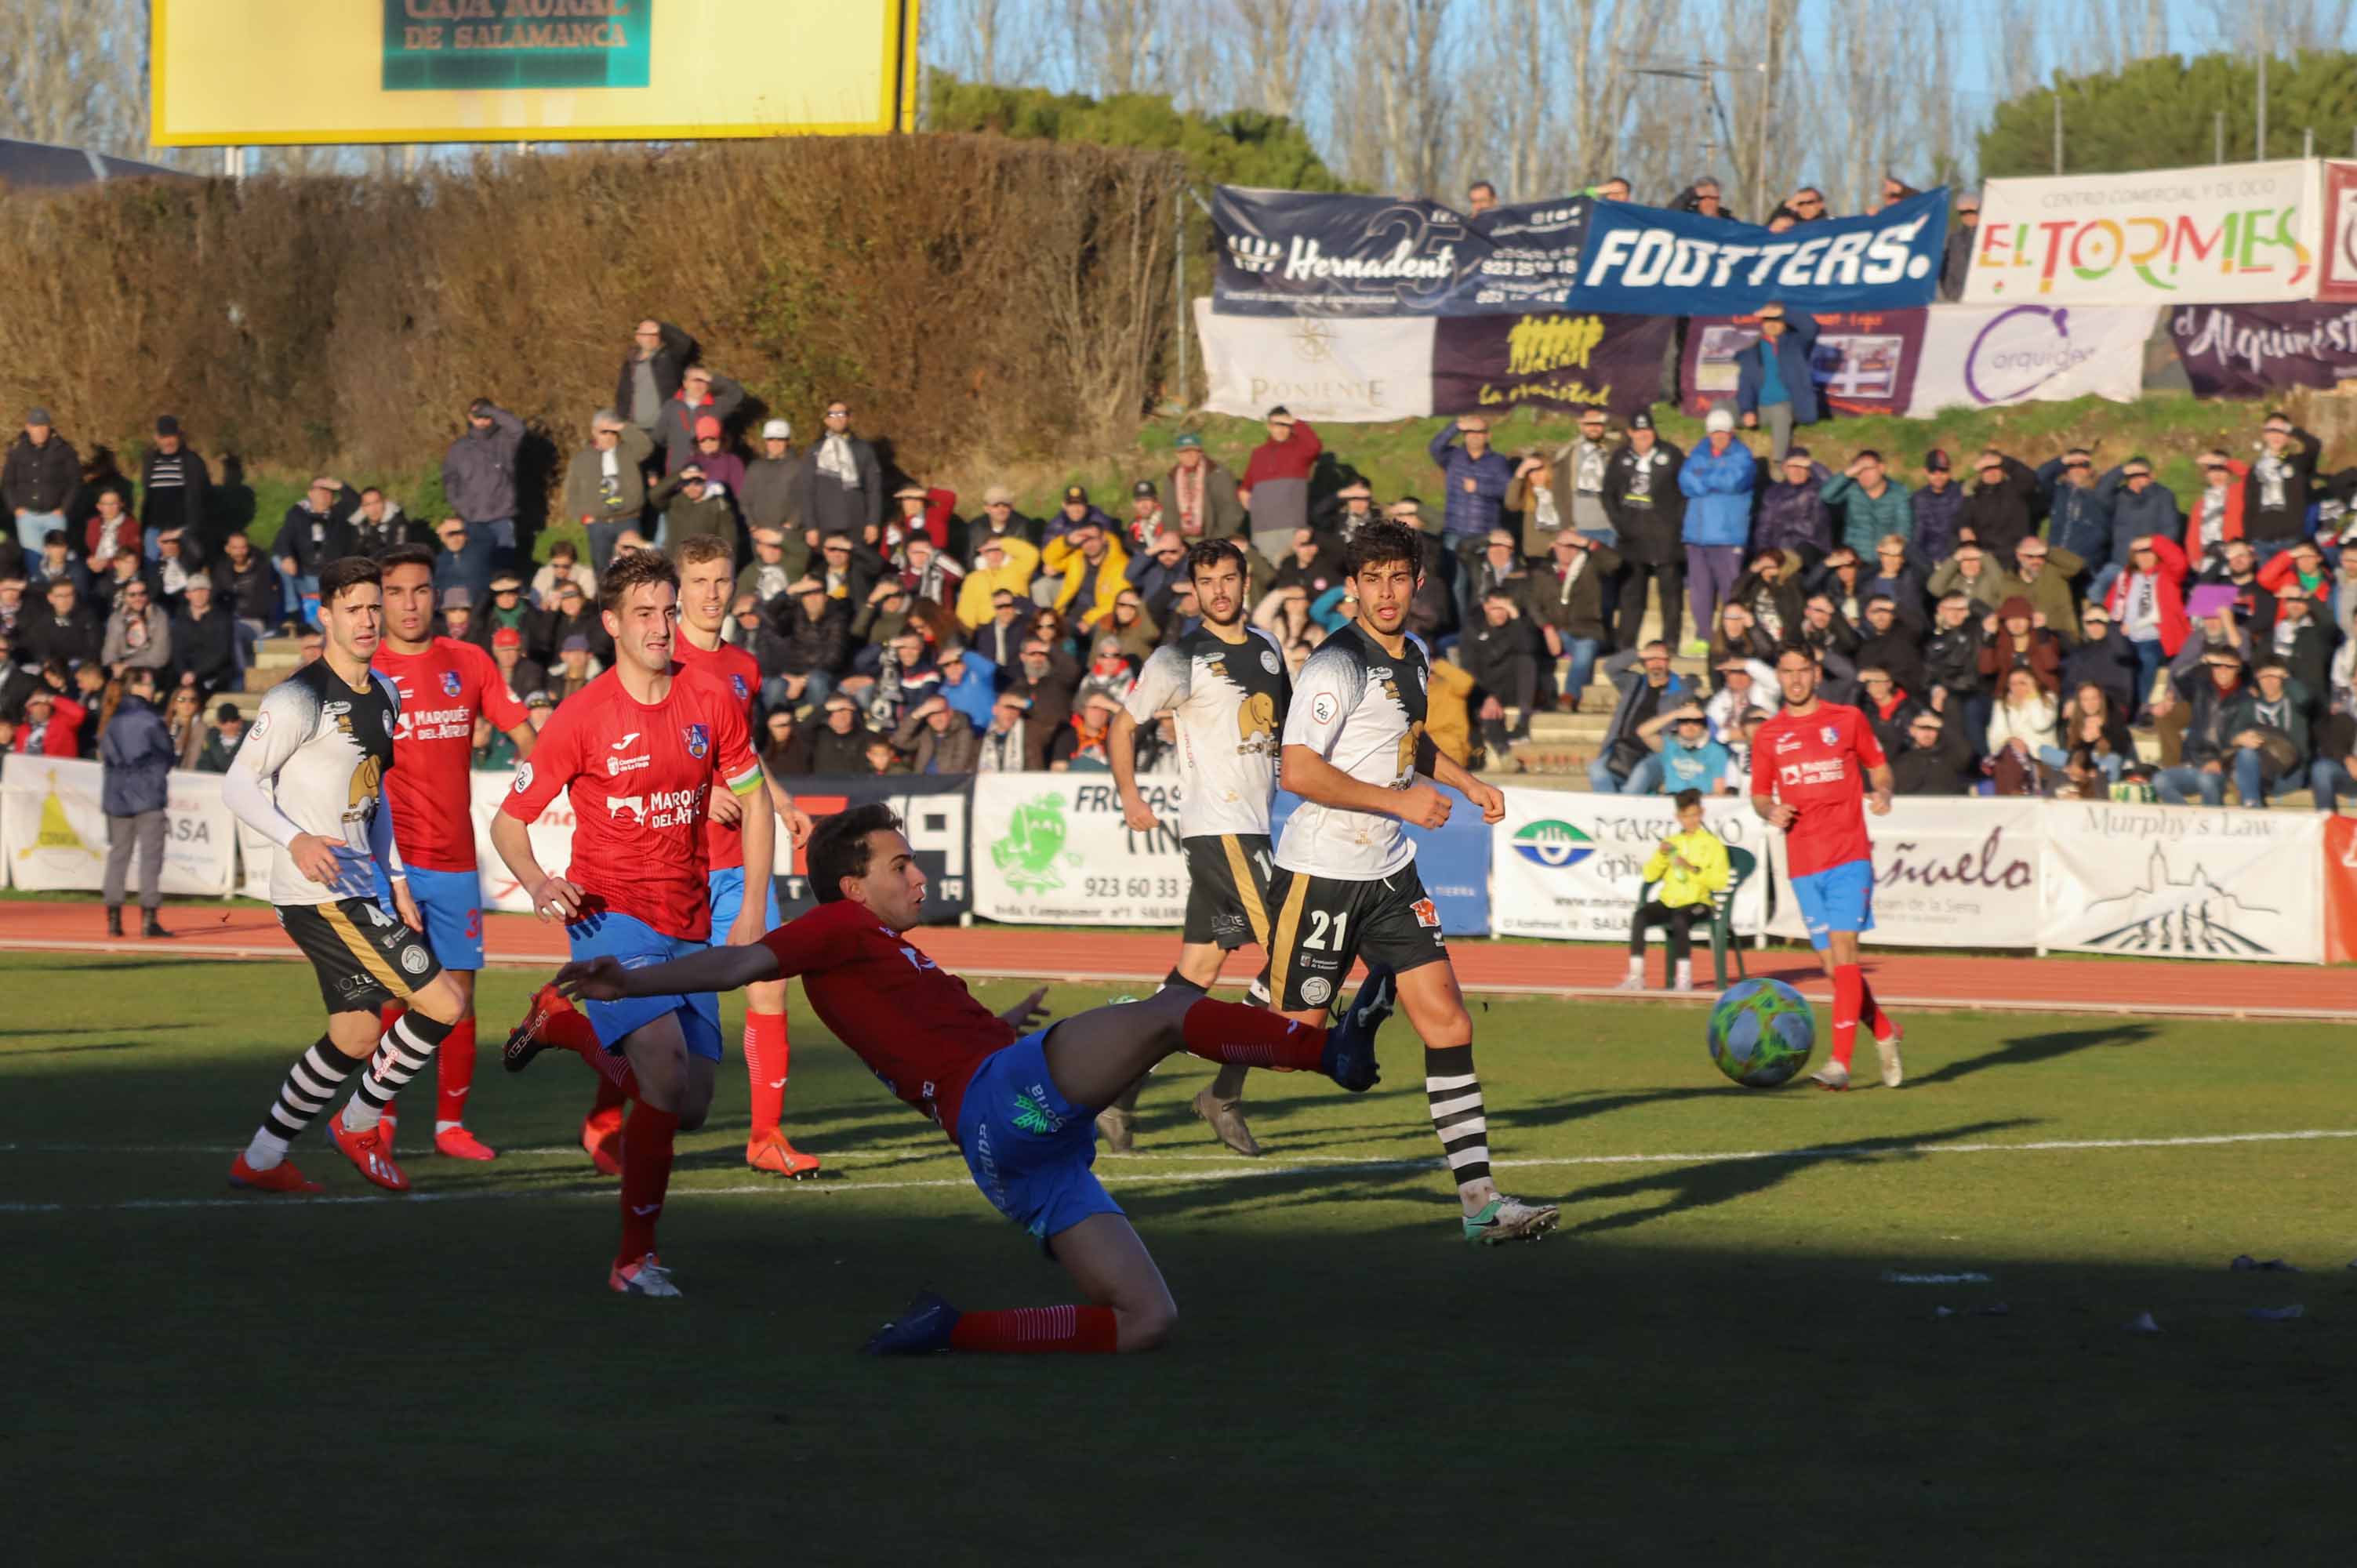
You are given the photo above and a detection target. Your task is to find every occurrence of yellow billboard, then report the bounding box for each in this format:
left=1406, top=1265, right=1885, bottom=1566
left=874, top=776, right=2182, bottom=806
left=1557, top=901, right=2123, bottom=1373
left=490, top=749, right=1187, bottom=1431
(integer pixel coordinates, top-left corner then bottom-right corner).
left=152, top=1, right=920, bottom=146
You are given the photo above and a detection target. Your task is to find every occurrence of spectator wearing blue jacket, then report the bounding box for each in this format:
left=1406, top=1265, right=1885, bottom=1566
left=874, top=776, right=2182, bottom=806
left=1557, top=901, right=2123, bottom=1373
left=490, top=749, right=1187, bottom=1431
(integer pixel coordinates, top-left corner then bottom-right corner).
left=1909, top=448, right=1967, bottom=569
left=1734, top=303, right=1820, bottom=460
left=934, top=644, right=997, bottom=733
left=1677, top=408, right=1757, bottom=658
left=2094, top=458, right=2180, bottom=600
left=1428, top=416, right=1515, bottom=630
left=2036, top=448, right=2115, bottom=582
left=99, top=667, right=175, bottom=938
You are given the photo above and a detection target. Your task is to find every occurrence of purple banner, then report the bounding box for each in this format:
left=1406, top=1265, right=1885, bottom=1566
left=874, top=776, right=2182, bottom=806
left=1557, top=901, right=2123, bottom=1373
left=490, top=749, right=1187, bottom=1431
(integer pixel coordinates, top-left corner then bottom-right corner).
left=1680, top=309, right=1928, bottom=417
left=2169, top=301, right=2357, bottom=398
left=1430, top=311, right=1670, bottom=421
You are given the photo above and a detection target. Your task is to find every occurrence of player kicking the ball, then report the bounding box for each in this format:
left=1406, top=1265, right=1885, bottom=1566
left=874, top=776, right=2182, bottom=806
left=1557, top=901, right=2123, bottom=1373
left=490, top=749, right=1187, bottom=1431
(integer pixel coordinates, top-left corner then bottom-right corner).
left=1750, top=643, right=1903, bottom=1091
left=1106, top=539, right=1288, bottom=1156
left=221, top=555, right=470, bottom=1194
left=547, top=803, right=1392, bottom=1350
left=1262, top=521, right=1560, bottom=1244
left=490, top=550, right=773, bottom=1295
left=368, top=544, right=536, bottom=1162
left=612, top=533, right=817, bottom=1178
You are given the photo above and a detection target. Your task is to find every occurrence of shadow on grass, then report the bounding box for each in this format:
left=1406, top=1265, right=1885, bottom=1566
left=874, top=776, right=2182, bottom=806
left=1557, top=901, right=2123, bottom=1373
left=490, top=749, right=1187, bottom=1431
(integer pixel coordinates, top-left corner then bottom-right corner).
left=0, top=1022, right=195, bottom=1040
left=1566, top=1117, right=2037, bottom=1236
left=1912, top=1024, right=2160, bottom=1087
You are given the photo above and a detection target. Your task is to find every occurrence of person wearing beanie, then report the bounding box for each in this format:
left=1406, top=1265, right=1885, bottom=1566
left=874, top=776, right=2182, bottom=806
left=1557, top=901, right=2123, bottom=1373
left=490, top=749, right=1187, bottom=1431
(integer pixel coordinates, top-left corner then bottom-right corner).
left=1676, top=407, right=1756, bottom=656
left=441, top=397, right=525, bottom=555
left=4, top=405, right=78, bottom=556
left=139, top=414, right=212, bottom=555
left=740, top=416, right=805, bottom=541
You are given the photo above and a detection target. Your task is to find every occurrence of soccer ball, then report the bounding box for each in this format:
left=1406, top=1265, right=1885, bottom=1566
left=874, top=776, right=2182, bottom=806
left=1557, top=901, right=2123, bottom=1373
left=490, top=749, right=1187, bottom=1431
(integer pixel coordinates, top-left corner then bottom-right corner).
left=1705, top=979, right=1817, bottom=1087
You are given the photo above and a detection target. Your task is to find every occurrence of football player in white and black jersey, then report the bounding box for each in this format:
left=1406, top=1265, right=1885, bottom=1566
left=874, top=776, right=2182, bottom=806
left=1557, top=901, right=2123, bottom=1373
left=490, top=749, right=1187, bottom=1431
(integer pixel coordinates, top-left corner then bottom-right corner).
left=1106, top=539, right=1289, bottom=1155
left=220, top=555, right=468, bottom=1196
left=1262, top=521, right=1561, bottom=1244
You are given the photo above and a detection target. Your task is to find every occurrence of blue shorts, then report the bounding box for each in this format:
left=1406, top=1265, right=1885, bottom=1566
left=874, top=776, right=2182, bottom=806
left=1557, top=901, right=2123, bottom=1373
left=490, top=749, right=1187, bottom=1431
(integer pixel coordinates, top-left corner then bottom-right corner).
left=706, top=865, right=782, bottom=946
left=1791, top=857, right=1875, bottom=951
left=956, top=1029, right=1124, bottom=1243
left=374, top=864, right=485, bottom=971
left=564, top=908, right=723, bottom=1062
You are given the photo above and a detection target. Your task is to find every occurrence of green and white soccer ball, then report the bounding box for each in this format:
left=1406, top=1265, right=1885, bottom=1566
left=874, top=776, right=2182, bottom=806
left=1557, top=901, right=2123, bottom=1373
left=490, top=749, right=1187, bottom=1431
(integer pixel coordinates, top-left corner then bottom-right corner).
left=1705, top=978, right=1817, bottom=1087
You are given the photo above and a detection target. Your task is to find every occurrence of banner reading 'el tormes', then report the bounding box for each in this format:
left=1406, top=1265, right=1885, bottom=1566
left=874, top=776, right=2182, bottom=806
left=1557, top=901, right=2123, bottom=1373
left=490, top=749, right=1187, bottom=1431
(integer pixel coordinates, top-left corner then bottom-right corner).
left=152, top=0, right=921, bottom=145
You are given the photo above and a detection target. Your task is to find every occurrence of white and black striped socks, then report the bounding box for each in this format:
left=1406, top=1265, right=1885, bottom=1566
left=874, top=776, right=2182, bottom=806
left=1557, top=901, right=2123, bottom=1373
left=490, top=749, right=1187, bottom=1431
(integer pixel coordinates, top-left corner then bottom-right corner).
left=245, top=1036, right=359, bottom=1170
left=1424, top=1044, right=1494, bottom=1200
left=341, top=1012, right=455, bottom=1133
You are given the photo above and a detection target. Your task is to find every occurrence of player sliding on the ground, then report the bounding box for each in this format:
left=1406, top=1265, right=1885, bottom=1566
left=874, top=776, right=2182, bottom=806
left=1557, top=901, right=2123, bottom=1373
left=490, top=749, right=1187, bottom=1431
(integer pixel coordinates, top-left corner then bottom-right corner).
left=1106, top=539, right=1289, bottom=1156
left=367, top=543, right=538, bottom=1162
left=221, top=555, right=470, bottom=1195
left=1261, top=521, right=1560, bottom=1244
left=546, top=803, right=1393, bottom=1349
left=1751, top=643, right=1904, bottom=1091
left=489, top=550, right=774, bottom=1296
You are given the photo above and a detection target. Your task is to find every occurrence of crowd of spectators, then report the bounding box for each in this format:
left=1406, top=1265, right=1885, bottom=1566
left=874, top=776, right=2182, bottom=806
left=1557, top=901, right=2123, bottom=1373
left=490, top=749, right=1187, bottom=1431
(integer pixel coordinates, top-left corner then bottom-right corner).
left=6, top=303, right=2355, bottom=812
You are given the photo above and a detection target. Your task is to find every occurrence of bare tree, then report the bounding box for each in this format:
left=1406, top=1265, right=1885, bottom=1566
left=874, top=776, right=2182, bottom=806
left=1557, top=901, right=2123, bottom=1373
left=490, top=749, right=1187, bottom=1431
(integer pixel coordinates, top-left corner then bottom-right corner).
left=0, top=0, right=155, bottom=158
left=1065, top=0, right=1171, bottom=96
left=2191, top=0, right=2356, bottom=53
left=1220, top=0, right=1330, bottom=121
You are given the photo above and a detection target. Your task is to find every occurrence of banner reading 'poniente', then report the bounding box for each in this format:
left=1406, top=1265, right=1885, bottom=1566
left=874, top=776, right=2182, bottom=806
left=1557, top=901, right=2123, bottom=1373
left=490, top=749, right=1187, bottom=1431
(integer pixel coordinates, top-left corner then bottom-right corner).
left=1572, top=189, right=1948, bottom=316
left=1212, top=186, right=1591, bottom=317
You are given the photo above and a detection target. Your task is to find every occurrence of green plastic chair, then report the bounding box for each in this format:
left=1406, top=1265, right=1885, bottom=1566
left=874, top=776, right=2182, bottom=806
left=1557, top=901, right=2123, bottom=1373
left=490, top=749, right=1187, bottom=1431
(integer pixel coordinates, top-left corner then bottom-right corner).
left=1638, top=845, right=1756, bottom=989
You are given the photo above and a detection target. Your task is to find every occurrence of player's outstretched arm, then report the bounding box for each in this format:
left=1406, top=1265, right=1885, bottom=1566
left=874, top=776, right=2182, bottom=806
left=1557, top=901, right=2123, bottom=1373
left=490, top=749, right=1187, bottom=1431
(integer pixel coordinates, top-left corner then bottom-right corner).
left=560, top=942, right=780, bottom=1004
left=1751, top=789, right=1795, bottom=828
left=1422, top=741, right=1505, bottom=824
left=729, top=776, right=776, bottom=946
left=1865, top=761, right=1894, bottom=816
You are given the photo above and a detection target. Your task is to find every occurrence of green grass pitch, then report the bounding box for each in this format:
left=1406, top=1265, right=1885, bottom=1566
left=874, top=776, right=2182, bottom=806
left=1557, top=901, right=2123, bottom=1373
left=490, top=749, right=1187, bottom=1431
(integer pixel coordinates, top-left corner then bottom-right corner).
left=6, top=952, right=2352, bottom=1563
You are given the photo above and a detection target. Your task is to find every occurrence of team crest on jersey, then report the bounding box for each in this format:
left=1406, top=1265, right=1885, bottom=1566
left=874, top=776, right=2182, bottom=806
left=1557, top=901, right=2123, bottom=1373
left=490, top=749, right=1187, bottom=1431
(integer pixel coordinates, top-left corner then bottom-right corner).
left=1410, top=898, right=1441, bottom=929
left=440, top=671, right=463, bottom=698
left=729, top=674, right=749, bottom=700
left=685, top=723, right=710, bottom=759
left=1820, top=724, right=1840, bottom=745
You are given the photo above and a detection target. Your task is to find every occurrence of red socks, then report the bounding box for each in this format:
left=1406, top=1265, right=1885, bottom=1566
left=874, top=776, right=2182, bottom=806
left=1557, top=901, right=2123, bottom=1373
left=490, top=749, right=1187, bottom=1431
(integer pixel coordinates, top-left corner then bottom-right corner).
left=743, top=1010, right=789, bottom=1140
left=616, top=1102, right=680, bottom=1269
left=589, top=1071, right=629, bottom=1117
left=1180, top=998, right=1323, bottom=1071
left=1858, top=976, right=1895, bottom=1044
left=535, top=986, right=631, bottom=1088
left=949, top=1305, right=1120, bottom=1354
left=435, top=1018, right=477, bottom=1128
left=1830, top=964, right=1863, bottom=1069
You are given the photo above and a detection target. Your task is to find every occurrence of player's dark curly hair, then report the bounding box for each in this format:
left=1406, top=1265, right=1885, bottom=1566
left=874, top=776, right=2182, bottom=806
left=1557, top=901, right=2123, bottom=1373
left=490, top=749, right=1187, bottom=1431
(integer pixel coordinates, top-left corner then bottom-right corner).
left=1185, top=538, right=1247, bottom=585
left=1343, top=519, right=1423, bottom=581
left=317, top=555, right=383, bottom=608
left=379, top=544, right=437, bottom=575
left=808, top=803, right=904, bottom=905
left=599, top=547, right=681, bottom=615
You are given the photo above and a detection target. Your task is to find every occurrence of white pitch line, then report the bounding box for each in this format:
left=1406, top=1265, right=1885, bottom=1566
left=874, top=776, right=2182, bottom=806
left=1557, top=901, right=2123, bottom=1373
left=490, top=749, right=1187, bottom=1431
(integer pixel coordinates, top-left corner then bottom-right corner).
left=1, top=1127, right=2350, bottom=1215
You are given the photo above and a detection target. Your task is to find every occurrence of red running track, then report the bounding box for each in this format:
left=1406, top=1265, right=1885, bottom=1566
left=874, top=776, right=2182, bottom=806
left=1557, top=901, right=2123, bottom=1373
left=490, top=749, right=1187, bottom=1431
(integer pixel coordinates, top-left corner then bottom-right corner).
left=0, top=898, right=2348, bottom=1021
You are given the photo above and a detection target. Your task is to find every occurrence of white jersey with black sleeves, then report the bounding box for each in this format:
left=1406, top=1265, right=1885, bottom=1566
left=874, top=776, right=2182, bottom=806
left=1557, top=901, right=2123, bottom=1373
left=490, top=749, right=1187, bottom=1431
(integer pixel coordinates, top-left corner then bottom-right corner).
left=223, top=659, right=403, bottom=908
left=1273, top=622, right=1429, bottom=881
left=1122, top=624, right=1289, bottom=839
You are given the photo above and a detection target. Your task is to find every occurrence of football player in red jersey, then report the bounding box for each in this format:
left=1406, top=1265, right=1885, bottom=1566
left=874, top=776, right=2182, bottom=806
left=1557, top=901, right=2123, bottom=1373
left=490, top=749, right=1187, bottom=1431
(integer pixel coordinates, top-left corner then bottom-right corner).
left=548, top=803, right=1393, bottom=1352
left=588, top=533, right=819, bottom=1178
left=1749, top=644, right=1903, bottom=1091
left=369, top=545, right=537, bottom=1160
left=490, top=550, right=773, bottom=1296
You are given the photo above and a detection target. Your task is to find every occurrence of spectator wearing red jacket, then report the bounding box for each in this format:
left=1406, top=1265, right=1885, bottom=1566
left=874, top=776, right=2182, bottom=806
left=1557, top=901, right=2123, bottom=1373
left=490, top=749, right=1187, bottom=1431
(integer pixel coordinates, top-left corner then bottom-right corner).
left=891, top=484, right=957, bottom=554
left=1239, top=406, right=1322, bottom=561
left=2183, top=450, right=2249, bottom=572
left=11, top=685, right=83, bottom=756
left=2104, top=532, right=2188, bottom=720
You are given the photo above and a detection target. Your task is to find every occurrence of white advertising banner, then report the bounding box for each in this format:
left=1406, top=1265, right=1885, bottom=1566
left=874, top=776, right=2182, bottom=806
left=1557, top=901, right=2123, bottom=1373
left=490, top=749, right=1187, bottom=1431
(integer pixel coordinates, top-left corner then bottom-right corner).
left=1762, top=796, right=2043, bottom=949
left=1964, top=159, right=2324, bottom=306
left=3, top=757, right=236, bottom=895
left=1904, top=303, right=2156, bottom=416
left=2039, top=801, right=2322, bottom=964
left=971, top=771, right=1190, bottom=926
left=1195, top=296, right=1436, bottom=423
left=1490, top=787, right=1770, bottom=942
left=470, top=768, right=575, bottom=916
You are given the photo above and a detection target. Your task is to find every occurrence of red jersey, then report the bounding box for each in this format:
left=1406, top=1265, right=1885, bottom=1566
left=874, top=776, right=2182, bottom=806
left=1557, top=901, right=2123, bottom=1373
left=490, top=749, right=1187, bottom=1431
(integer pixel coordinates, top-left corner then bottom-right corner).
left=758, top=899, right=1015, bottom=1142
left=500, top=665, right=761, bottom=939
left=1752, top=700, right=1885, bottom=879
left=672, top=635, right=763, bottom=873
left=375, top=637, right=529, bottom=873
